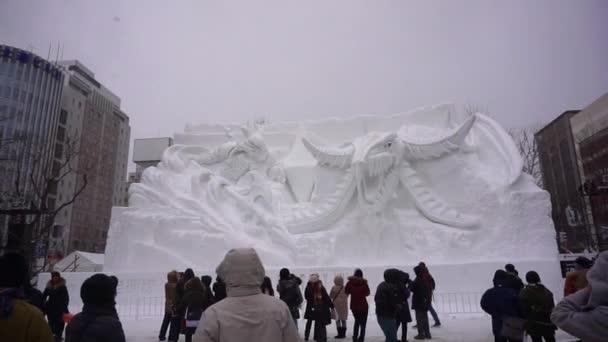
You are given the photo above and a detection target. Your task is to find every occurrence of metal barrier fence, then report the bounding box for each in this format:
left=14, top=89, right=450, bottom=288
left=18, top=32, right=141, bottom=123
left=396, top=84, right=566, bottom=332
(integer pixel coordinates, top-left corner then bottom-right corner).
left=67, top=292, right=484, bottom=321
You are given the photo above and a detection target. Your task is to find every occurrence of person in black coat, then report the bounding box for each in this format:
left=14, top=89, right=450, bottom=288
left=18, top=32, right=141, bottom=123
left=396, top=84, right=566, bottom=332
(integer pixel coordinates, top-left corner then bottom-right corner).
left=395, top=270, right=413, bottom=342
left=65, top=273, right=126, bottom=342
left=481, top=270, right=522, bottom=342
left=504, top=264, right=525, bottom=293
left=410, top=266, right=432, bottom=340
left=43, top=271, right=70, bottom=341
left=177, top=277, right=211, bottom=342
left=304, top=274, right=333, bottom=342
left=375, top=268, right=401, bottom=342
left=212, top=276, right=227, bottom=302
left=200, top=275, right=215, bottom=306
left=276, top=268, right=304, bottom=330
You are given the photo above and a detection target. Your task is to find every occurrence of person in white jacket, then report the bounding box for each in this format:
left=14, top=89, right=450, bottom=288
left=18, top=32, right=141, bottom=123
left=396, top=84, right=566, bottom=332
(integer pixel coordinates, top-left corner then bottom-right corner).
left=193, top=248, right=301, bottom=342
left=551, top=251, right=608, bottom=342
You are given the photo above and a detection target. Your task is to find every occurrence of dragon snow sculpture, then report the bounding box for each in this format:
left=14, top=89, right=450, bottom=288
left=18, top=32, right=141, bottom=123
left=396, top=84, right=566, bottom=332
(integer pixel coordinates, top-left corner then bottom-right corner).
left=283, top=115, right=479, bottom=233
left=106, top=105, right=559, bottom=272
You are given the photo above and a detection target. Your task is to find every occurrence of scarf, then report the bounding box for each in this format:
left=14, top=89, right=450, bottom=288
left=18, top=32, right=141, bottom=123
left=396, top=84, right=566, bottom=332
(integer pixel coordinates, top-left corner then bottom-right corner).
left=0, top=288, right=24, bottom=318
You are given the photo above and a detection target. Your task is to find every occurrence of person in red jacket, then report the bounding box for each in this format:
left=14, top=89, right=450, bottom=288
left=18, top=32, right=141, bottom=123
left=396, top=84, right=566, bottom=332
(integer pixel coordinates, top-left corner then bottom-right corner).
left=418, top=262, right=441, bottom=327
left=345, top=269, right=371, bottom=342
left=563, top=257, right=592, bottom=297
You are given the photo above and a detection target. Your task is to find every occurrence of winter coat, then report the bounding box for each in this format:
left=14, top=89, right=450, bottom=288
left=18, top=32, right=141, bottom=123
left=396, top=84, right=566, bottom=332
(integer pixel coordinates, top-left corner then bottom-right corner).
left=277, top=276, right=304, bottom=319
left=25, top=286, right=44, bottom=311
left=0, top=292, right=54, bottom=342
left=193, top=248, right=299, bottom=342
left=396, top=278, right=412, bottom=323
left=421, top=272, right=436, bottom=301
left=43, top=277, right=69, bottom=316
left=345, top=276, right=370, bottom=314
left=481, top=285, right=521, bottom=336
left=165, top=271, right=179, bottom=313
left=177, top=278, right=211, bottom=322
left=329, top=275, right=349, bottom=321
left=304, top=281, right=334, bottom=325
left=519, top=283, right=556, bottom=336
left=551, top=251, right=608, bottom=342
left=212, top=280, right=227, bottom=302
left=505, top=273, right=525, bottom=293
left=176, top=270, right=195, bottom=305
left=410, top=276, right=431, bottom=312
left=375, top=269, right=401, bottom=318
left=65, top=305, right=126, bottom=342
left=563, top=269, right=589, bottom=296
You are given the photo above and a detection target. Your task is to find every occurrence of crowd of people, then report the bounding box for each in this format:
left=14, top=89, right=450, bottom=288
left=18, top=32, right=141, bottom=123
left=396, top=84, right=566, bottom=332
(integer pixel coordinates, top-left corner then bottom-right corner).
left=1, top=249, right=607, bottom=342
left=480, top=255, right=608, bottom=342
left=157, top=256, right=444, bottom=342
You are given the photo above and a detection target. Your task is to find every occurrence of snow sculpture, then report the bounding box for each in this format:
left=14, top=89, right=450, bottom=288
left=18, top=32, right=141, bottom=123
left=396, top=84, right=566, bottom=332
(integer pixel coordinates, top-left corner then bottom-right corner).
left=105, top=104, right=556, bottom=272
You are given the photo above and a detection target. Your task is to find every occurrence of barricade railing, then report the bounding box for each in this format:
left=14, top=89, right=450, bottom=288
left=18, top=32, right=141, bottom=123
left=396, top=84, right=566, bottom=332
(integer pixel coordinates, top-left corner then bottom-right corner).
left=67, top=291, right=483, bottom=321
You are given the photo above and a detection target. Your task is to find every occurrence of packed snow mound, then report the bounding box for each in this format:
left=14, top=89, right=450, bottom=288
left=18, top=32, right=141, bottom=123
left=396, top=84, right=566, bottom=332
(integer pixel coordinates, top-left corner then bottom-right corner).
left=105, top=104, right=556, bottom=272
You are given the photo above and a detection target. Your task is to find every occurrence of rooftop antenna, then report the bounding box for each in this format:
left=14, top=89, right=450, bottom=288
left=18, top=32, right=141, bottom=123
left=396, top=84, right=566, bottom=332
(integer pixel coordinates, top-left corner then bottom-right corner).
left=55, top=41, right=60, bottom=65
left=60, top=43, right=65, bottom=60
left=47, top=42, right=52, bottom=61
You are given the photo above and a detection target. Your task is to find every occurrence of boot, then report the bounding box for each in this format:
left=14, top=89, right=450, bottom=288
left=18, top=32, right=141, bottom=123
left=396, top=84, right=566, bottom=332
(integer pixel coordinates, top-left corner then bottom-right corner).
left=336, top=327, right=346, bottom=338
left=335, top=326, right=343, bottom=339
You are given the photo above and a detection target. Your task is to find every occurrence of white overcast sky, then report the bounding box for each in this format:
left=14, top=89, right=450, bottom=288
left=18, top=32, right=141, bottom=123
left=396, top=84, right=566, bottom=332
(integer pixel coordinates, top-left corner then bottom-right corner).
left=1, top=0, right=607, bottom=145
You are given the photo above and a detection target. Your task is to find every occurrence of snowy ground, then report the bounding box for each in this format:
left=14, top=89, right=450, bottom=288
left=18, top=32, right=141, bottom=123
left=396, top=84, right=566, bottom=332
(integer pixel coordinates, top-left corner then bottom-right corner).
left=122, top=314, right=577, bottom=342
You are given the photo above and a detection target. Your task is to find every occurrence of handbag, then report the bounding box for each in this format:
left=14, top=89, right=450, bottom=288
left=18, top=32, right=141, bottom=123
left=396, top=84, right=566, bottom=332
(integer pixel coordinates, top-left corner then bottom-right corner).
left=184, top=307, right=202, bottom=328
left=330, top=286, right=343, bottom=320
left=501, top=316, right=526, bottom=340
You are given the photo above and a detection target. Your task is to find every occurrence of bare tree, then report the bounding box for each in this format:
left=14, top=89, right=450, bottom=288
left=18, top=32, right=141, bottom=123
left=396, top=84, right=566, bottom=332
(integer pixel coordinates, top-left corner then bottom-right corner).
left=1, top=134, right=89, bottom=274
left=508, top=127, right=543, bottom=188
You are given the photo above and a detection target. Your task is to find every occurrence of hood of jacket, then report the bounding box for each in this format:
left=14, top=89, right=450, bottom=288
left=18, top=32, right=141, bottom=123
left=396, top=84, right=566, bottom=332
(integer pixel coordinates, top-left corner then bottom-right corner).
left=0, top=288, right=22, bottom=318
left=334, top=275, right=344, bottom=287
left=384, top=268, right=401, bottom=284
left=167, top=271, right=178, bottom=284
left=47, top=277, right=66, bottom=289
left=216, top=248, right=265, bottom=297
left=81, top=274, right=117, bottom=307
left=347, top=276, right=367, bottom=285
left=185, top=277, right=205, bottom=292
left=587, top=251, right=608, bottom=307
left=278, top=277, right=299, bottom=291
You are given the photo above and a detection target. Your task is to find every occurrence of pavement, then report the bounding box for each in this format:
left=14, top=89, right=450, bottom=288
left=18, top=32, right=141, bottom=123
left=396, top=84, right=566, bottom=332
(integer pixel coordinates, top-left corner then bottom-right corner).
left=121, top=315, right=578, bottom=342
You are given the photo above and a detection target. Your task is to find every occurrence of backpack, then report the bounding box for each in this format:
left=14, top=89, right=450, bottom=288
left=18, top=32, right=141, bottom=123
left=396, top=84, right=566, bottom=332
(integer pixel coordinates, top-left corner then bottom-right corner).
left=281, top=282, right=303, bottom=308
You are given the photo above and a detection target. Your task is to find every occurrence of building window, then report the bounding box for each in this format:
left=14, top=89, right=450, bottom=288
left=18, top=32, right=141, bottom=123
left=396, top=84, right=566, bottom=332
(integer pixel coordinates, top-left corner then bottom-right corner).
left=4, top=86, right=10, bottom=98
left=54, top=143, right=63, bottom=159
left=20, top=90, right=26, bottom=103
left=12, top=87, right=19, bottom=100
left=57, top=126, right=65, bottom=142
left=59, top=109, right=68, bottom=124
left=52, top=225, right=63, bottom=238
left=16, top=63, right=23, bottom=80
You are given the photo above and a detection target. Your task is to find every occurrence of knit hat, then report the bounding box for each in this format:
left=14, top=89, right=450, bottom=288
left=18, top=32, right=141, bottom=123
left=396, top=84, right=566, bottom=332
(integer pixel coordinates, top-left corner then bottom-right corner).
left=309, top=273, right=320, bottom=283
left=525, top=271, right=541, bottom=284
left=586, top=251, right=608, bottom=307
left=493, top=270, right=508, bottom=286
left=81, top=274, right=117, bottom=306
left=575, top=256, right=593, bottom=270
left=279, top=268, right=291, bottom=280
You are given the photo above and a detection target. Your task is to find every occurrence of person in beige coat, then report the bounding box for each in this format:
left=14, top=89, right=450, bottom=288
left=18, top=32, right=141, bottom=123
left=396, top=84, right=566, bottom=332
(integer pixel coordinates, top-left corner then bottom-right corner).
left=193, top=248, right=300, bottom=342
left=551, top=251, right=608, bottom=342
left=329, top=275, right=349, bottom=339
